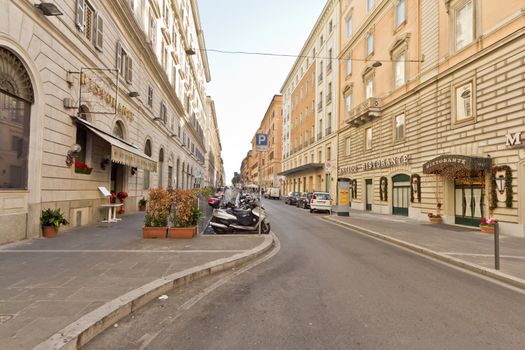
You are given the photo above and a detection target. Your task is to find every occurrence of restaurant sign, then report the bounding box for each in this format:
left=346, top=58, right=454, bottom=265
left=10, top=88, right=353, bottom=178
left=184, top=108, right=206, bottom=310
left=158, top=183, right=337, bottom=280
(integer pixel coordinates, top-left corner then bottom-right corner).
left=338, top=155, right=409, bottom=176
left=422, top=154, right=491, bottom=174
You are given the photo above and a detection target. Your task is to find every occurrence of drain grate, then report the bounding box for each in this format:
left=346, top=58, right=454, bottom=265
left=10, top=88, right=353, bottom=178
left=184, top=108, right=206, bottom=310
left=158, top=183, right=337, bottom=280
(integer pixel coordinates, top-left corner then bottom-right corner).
left=0, top=314, right=13, bottom=323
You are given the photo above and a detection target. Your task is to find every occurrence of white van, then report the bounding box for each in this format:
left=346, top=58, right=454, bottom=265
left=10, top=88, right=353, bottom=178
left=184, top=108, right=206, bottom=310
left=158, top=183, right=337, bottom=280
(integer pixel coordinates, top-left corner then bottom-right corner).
left=268, top=187, right=280, bottom=200
left=309, top=192, right=332, bottom=213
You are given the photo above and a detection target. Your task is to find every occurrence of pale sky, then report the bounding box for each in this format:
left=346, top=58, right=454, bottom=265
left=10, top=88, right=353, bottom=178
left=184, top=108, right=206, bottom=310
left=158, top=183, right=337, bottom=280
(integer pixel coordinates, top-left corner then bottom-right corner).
left=198, top=0, right=326, bottom=184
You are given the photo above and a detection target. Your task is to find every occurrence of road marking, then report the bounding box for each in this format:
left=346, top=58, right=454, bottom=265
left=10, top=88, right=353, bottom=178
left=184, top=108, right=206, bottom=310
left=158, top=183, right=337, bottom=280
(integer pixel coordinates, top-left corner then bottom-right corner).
left=442, top=252, right=525, bottom=260
left=0, top=249, right=247, bottom=253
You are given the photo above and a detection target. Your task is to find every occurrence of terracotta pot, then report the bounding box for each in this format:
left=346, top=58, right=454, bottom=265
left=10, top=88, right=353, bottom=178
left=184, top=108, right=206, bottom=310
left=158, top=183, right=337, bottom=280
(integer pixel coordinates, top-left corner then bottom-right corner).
left=429, top=217, right=442, bottom=224
left=479, top=225, right=495, bottom=234
left=42, top=226, right=59, bottom=238
left=168, top=226, right=197, bottom=239
left=139, top=205, right=146, bottom=212
left=143, top=227, right=167, bottom=238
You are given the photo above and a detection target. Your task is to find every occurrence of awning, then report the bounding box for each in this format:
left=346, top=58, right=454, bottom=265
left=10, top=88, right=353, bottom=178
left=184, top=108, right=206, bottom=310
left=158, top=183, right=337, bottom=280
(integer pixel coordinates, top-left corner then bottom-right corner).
left=278, top=163, right=324, bottom=176
left=423, top=154, right=491, bottom=175
left=75, top=117, right=157, bottom=172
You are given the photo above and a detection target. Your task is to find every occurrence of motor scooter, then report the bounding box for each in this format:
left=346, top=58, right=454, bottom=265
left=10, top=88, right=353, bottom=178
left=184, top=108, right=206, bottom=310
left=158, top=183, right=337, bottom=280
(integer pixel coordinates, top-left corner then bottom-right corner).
left=210, top=201, right=270, bottom=234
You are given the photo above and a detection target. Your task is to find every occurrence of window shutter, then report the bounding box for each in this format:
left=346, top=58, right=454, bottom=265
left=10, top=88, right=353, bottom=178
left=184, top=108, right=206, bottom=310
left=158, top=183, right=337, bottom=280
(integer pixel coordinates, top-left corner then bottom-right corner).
left=116, top=42, right=122, bottom=71
left=94, top=13, right=104, bottom=51
left=126, top=56, right=133, bottom=83
left=75, top=0, right=85, bottom=31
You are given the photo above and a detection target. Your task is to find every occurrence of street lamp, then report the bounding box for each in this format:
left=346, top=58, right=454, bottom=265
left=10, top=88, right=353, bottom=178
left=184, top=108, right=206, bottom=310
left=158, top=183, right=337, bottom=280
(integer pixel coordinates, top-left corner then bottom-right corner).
left=35, top=2, right=63, bottom=16
left=495, top=175, right=505, bottom=194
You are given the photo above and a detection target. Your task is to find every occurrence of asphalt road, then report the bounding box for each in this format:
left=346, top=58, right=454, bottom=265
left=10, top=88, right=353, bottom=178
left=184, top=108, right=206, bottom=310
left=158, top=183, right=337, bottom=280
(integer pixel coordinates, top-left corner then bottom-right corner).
left=86, top=199, right=525, bottom=350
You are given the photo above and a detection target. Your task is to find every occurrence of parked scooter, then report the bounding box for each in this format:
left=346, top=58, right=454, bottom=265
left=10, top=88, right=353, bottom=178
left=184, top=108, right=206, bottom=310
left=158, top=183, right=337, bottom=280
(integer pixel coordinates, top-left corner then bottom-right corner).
left=210, top=199, right=271, bottom=234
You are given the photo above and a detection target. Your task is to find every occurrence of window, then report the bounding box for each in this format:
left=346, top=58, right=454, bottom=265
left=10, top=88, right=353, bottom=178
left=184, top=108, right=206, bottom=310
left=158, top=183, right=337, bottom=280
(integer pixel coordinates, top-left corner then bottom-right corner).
left=366, top=32, right=374, bottom=56
left=113, top=121, right=124, bottom=139
left=365, top=127, right=373, bottom=149
left=327, top=147, right=331, bottom=161
left=367, top=0, right=375, bottom=13
left=147, top=86, right=153, bottom=107
left=329, top=20, right=333, bottom=33
left=395, top=0, right=406, bottom=28
left=455, top=1, right=474, bottom=51
left=160, top=102, right=167, bottom=123
left=455, top=82, right=473, bottom=121
left=318, top=150, right=323, bottom=162
left=143, top=140, right=152, bottom=189
left=345, top=137, right=351, bottom=156
left=116, top=42, right=132, bottom=83
left=345, top=94, right=352, bottom=112
left=346, top=16, right=353, bottom=38
left=346, top=57, right=352, bottom=76
left=365, top=76, right=374, bottom=99
left=149, top=10, right=157, bottom=49
left=395, top=114, right=405, bottom=140
left=394, top=52, right=406, bottom=88
left=75, top=0, right=103, bottom=51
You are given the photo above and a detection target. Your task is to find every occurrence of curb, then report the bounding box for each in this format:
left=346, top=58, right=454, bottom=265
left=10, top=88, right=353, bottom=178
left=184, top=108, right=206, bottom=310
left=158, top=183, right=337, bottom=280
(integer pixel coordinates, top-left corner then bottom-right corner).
left=323, top=216, right=525, bottom=291
left=33, top=233, right=276, bottom=350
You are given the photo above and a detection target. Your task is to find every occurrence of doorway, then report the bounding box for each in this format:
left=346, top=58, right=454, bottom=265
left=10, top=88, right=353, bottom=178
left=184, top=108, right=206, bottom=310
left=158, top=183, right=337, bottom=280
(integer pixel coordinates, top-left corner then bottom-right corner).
left=392, top=174, right=410, bottom=216
left=454, top=177, right=485, bottom=226
left=365, top=179, right=372, bottom=211
left=110, top=163, right=125, bottom=194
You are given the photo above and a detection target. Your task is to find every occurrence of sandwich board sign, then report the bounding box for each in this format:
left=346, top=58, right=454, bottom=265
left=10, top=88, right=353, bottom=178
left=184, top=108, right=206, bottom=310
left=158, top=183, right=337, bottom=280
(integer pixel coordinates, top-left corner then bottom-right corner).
left=256, top=134, right=269, bottom=152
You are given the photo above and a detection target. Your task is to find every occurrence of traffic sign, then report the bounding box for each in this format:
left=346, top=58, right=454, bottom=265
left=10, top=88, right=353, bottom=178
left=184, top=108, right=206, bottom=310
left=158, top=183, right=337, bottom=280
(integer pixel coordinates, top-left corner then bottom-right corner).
left=256, top=133, right=269, bottom=152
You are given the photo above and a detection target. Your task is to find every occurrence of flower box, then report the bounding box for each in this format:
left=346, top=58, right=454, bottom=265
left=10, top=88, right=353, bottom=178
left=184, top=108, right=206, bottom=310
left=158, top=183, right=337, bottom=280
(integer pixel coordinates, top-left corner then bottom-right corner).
left=143, top=226, right=167, bottom=238
left=479, top=225, right=495, bottom=234
left=429, top=217, right=442, bottom=224
left=74, top=161, right=92, bottom=174
left=168, top=226, right=197, bottom=239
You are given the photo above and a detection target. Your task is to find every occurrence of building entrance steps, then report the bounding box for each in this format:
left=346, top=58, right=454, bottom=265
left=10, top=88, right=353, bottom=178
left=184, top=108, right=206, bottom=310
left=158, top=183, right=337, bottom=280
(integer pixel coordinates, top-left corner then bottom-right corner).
left=324, top=210, right=525, bottom=287
left=0, top=213, right=272, bottom=350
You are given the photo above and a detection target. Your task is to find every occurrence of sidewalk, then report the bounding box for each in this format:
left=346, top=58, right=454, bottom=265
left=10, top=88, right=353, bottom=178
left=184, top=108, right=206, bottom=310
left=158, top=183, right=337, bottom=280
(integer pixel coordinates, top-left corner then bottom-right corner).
left=0, top=213, right=271, bottom=350
left=325, top=210, right=525, bottom=287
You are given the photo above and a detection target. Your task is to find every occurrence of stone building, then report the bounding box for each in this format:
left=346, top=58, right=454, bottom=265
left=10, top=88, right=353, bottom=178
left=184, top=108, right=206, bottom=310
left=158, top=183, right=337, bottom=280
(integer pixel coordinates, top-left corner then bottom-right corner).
left=337, top=0, right=525, bottom=236
left=280, top=0, right=340, bottom=199
left=204, top=96, right=225, bottom=188
left=0, top=0, right=217, bottom=244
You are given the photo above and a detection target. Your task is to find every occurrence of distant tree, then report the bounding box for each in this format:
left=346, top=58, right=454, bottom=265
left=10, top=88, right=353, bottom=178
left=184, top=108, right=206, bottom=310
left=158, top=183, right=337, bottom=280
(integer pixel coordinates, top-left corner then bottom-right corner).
left=231, top=172, right=240, bottom=185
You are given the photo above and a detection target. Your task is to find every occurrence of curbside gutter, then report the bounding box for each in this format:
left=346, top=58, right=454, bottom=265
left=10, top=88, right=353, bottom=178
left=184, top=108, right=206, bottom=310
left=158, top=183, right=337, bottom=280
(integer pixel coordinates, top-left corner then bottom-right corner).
left=323, top=217, right=525, bottom=291
left=33, top=233, right=276, bottom=350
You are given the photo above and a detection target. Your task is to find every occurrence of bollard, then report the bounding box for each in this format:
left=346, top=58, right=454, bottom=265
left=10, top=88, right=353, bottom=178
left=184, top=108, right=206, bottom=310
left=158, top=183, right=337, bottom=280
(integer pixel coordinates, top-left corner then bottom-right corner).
left=494, top=222, right=500, bottom=270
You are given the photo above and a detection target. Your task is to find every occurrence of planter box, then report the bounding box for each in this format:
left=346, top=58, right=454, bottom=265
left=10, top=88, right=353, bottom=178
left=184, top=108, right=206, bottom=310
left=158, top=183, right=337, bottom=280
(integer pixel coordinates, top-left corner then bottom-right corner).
left=428, top=217, right=442, bottom=224
left=480, top=225, right=495, bottom=234
left=75, top=167, right=93, bottom=175
left=168, top=226, right=197, bottom=239
left=143, top=227, right=167, bottom=239
left=42, top=226, right=58, bottom=238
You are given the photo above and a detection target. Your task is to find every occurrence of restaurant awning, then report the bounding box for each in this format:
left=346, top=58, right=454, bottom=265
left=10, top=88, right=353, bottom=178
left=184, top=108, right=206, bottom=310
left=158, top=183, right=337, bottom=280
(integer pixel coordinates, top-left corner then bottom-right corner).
left=423, top=154, right=491, bottom=175
left=75, top=117, right=157, bottom=172
left=278, top=163, right=324, bottom=176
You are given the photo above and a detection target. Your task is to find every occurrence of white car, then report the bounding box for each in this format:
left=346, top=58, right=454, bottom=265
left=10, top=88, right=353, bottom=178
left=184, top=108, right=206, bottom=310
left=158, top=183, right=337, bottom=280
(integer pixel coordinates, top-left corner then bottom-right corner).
left=309, top=192, right=332, bottom=213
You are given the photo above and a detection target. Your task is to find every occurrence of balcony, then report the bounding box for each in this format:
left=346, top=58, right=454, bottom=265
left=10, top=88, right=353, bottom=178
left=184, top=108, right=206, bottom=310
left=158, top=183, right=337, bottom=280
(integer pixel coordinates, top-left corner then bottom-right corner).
left=345, top=97, right=382, bottom=127
left=317, top=132, right=323, bottom=141
left=325, top=126, right=332, bottom=135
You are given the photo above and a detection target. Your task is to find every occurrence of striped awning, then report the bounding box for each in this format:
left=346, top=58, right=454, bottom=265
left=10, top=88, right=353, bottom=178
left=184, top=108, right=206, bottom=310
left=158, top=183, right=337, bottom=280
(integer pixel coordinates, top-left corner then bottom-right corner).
left=75, top=117, right=157, bottom=172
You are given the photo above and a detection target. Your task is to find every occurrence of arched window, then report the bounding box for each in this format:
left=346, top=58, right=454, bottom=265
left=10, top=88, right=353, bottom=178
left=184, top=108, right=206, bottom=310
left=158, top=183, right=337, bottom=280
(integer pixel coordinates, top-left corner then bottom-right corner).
left=143, top=139, right=152, bottom=189
left=113, top=121, right=124, bottom=139
left=0, top=47, right=34, bottom=189
left=158, top=148, right=164, bottom=187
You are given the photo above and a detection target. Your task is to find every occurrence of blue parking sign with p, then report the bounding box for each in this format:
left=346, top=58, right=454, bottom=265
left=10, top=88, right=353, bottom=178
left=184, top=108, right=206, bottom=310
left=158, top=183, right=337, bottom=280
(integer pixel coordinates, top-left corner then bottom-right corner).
left=256, top=133, right=269, bottom=152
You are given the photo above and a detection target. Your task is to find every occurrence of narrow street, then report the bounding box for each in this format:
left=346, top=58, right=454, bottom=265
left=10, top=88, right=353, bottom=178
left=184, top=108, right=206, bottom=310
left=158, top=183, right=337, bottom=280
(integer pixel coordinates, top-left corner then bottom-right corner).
left=87, top=199, right=525, bottom=350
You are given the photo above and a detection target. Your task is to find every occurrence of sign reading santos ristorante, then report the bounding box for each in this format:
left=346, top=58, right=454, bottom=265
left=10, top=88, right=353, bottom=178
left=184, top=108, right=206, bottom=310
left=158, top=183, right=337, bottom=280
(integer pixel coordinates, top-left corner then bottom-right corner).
left=338, top=155, right=409, bottom=176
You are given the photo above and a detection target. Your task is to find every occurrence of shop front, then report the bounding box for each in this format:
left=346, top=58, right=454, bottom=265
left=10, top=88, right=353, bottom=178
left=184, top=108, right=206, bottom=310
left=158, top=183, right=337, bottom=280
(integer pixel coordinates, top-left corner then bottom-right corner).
left=423, top=154, right=491, bottom=227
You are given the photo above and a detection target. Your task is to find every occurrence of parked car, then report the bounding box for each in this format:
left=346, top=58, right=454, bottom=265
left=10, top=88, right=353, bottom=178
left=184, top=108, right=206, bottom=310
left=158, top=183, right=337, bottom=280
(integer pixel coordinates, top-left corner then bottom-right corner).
left=296, top=192, right=313, bottom=209
left=309, top=192, right=332, bottom=213
left=284, top=191, right=300, bottom=205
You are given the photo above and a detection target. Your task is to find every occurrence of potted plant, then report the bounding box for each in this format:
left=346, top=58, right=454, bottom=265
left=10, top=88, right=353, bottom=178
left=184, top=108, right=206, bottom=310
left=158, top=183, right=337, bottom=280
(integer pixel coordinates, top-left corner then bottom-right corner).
left=428, top=212, right=442, bottom=224
left=480, top=218, right=496, bottom=234
left=116, top=191, right=128, bottom=215
left=40, top=208, right=69, bottom=238
left=168, top=189, right=202, bottom=238
left=143, top=188, right=170, bottom=238
left=138, top=197, right=147, bottom=211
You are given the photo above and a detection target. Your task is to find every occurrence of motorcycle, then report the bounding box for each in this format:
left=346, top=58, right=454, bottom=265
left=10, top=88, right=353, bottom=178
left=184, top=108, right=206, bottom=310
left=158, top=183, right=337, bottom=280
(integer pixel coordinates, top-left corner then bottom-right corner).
left=210, top=200, right=271, bottom=234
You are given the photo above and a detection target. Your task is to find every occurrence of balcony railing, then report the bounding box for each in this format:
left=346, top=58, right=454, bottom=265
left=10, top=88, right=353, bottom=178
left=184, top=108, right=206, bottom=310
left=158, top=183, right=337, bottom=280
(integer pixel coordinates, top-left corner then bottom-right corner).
left=325, top=126, right=332, bottom=135
left=345, top=97, right=382, bottom=127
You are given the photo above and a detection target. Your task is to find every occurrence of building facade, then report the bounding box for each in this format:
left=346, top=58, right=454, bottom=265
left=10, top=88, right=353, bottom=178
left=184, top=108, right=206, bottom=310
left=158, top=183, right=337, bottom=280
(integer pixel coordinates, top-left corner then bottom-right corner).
left=280, top=0, right=340, bottom=199
left=259, top=95, right=283, bottom=190
left=0, top=0, right=217, bottom=244
left=337, top=0, right=525, bottom=236
left=204, top=96, right=225, bottom=188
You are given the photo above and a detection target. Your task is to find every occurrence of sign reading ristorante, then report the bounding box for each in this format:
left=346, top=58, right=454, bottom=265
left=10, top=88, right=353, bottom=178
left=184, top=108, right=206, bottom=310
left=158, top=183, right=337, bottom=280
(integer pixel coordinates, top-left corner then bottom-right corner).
left=338, top=155, right=409, bottom=175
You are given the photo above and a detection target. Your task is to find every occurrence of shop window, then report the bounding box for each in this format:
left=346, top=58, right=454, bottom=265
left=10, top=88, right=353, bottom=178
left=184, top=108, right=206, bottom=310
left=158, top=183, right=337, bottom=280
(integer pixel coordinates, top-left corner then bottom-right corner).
left=395, top=114, right=405, bottom=141
left=365, top=127, right=373, bottom=150
left=75, top=0, right=104, bottom=51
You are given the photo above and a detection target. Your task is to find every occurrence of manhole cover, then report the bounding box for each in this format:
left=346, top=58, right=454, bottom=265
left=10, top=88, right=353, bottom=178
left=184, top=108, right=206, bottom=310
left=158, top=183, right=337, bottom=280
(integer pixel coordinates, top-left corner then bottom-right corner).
left=0, top=315, right=13, bottom=323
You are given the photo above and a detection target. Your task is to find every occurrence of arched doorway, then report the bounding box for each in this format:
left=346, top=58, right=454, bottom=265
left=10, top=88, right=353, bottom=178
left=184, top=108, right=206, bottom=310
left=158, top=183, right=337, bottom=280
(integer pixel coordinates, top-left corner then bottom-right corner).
left=392, top=174, right=410, bottom=216
left=158, top=148, right=164, bottom=187
left=0, top=47, right=34, bottom=190
left=110, top=121, right=126, bottom=194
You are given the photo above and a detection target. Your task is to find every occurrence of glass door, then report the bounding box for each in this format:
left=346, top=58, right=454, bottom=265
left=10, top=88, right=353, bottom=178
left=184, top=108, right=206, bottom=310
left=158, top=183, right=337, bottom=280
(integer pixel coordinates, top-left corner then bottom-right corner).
left=392, top=174, right=410, bottom=216
left=454, top=177, right=484, bottom=226
left=366, top=179, right=372, bottom=211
